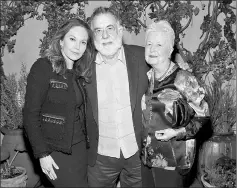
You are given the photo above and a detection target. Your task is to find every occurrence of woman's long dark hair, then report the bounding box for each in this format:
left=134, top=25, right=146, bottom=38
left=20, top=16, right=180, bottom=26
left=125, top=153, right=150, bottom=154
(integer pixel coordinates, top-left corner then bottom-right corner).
left=43, top=18, right=95, bottom=83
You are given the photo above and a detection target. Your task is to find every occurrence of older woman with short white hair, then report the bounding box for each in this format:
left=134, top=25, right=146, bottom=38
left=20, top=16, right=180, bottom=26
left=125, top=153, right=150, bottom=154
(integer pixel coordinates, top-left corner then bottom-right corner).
left=141, top=20, right=210, bottom=187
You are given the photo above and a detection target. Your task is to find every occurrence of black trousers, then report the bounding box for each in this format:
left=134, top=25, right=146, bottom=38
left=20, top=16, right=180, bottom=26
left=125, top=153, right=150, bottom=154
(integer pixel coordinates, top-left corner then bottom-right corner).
left=142, top=164, right=195, bottom=187
left=152, top=168, right=184, bottom=187
left=45, top=141, right=88, bottom=187
left=88, top=151, right=142, bottom=187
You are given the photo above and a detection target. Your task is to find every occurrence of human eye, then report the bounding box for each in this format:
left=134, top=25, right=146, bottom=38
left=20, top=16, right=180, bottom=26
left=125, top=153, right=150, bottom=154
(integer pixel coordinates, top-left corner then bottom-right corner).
left=95, top=29, right=102, bottom=35
left=107, top=25, right=115, bottom=31
left=81, top=41, right=87, bottom=45
left=70, top=37, right=75, bottom=41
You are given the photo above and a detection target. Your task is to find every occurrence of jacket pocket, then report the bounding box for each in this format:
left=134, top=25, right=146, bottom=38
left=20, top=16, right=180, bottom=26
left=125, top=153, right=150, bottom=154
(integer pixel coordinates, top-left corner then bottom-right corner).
left=47, top=79, right=68, bottom=104
left=41, top=113, right=65, bottom=140
left=50, top=79, right=68, bottom=90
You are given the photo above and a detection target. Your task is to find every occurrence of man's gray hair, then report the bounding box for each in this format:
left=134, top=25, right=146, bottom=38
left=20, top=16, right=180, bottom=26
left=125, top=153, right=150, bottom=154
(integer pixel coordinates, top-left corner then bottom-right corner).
left=88, top=6, right=121, bottom=28
left=145, top=20, right=175, bottom=47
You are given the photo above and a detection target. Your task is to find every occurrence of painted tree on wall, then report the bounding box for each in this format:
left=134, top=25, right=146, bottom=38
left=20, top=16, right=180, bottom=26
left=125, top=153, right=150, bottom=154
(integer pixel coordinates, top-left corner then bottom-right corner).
left=108, top=0, right=236, bottom=134
left=0, top=0, right=88, bottom=76
left=0, top=0, right=88, bottom=131
left=109, top=0, right=236, bottom=85
left=1, top=0, right=236, bottom=83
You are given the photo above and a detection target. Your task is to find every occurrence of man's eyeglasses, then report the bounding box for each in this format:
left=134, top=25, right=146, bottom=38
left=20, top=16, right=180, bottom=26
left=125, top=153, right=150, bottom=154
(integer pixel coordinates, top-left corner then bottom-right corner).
left=93, top=25, right=117, bottom=37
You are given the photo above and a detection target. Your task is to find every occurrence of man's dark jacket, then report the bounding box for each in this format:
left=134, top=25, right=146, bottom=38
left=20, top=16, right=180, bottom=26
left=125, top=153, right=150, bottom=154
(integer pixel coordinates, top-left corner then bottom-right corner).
left=86, top=44, right=150, bottom=167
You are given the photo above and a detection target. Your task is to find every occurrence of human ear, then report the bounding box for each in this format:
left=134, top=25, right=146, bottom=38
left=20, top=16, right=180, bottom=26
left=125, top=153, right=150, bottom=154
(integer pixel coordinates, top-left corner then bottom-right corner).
left=59, top=40, right=63, bottom=48
left=118, top=26, right=124, bottom=37
left=169, top=47, right=174, bottom=56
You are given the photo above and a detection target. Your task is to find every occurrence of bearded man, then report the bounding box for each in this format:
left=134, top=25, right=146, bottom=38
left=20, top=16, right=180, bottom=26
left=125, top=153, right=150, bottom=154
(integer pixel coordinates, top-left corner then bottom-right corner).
left=86, top=6, right=150, bottom=187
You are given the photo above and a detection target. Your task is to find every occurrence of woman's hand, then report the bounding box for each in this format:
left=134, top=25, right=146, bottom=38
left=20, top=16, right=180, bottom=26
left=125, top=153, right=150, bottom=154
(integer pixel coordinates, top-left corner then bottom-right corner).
left=40, top=155, right=59, bottom=180
left=155, top=127, right=186, bottom=141
left=155, top=128, right=177, bottom=141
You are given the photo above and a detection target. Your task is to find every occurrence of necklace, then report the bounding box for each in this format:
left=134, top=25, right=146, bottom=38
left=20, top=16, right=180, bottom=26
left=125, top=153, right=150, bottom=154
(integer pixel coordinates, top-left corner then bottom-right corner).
left=154, top=61, right=171, bottom=81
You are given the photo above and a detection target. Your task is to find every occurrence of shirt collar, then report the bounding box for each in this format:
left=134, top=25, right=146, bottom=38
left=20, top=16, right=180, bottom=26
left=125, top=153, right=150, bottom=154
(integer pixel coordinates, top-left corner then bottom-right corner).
left=146, top=61, right=178, bottom=81
left=95, top=46, right=125, bottom=65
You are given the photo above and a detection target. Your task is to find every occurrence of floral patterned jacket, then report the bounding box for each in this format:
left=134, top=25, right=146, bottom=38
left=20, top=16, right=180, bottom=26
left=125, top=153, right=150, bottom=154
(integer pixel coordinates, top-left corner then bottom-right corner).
left=141, top=62, right=209, bottom=173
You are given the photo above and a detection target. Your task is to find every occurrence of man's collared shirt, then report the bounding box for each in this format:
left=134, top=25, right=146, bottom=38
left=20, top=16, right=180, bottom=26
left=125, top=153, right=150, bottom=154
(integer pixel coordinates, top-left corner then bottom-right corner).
left=95, top=47, right=138, bottom=159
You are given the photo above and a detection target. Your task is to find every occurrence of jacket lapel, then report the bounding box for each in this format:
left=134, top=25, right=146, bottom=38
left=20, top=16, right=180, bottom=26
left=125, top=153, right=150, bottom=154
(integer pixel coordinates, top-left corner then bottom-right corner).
left=86, top=45, right=139, bottom=124
left=86, top=62, right=98, bottom=125
left=124, top=45, right=139, bottom=112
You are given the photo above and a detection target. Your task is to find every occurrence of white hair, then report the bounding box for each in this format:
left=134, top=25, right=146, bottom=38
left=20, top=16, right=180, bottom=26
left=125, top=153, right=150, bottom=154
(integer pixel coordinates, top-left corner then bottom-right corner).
left=145, top=20, right=175, bottom=48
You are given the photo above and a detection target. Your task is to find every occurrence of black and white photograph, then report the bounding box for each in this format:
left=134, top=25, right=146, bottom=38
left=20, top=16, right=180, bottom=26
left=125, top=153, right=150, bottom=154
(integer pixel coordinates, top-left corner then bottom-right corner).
left=1, top=1, right=236, bottom=187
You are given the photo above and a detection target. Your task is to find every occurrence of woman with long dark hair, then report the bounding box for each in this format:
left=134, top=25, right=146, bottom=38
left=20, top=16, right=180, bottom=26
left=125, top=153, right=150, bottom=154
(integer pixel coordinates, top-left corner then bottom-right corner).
left=23, top=18, right=96, bottom=187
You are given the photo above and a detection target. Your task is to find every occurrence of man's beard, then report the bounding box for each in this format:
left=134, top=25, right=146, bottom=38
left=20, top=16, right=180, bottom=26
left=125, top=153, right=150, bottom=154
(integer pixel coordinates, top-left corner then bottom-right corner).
left=94, top=36, right=122, bottom=58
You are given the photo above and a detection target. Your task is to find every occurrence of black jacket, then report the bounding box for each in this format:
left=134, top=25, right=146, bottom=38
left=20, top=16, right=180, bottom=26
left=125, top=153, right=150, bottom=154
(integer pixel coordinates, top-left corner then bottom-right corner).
left=23, top=57, right=89, bottom=159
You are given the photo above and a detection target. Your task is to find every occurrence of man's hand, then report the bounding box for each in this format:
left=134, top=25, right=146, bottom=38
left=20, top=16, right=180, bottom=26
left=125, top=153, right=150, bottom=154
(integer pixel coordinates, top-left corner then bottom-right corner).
left=40, top=155, right=59, bottom=180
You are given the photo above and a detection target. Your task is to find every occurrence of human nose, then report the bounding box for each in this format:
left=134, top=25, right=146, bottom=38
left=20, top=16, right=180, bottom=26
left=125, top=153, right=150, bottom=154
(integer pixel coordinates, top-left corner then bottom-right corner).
left=150, top=45, right=157, bottom=52
left=75, top=42, right=80, bottom=50
left=102, top=29, right=109, bottom=39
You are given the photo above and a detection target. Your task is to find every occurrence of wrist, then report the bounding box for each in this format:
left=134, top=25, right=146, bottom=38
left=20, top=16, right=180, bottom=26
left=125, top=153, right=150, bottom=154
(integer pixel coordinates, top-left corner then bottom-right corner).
left=39, top=151, right=51, bottom=159
left=175, top=127, right=186, bottom=135
left=175, top=127, right=186, bottom=140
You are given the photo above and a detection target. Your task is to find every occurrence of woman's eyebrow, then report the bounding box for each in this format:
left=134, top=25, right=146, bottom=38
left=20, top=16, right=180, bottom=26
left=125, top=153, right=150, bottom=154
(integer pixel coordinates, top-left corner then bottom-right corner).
left=68, top=34, right=75, bottom=38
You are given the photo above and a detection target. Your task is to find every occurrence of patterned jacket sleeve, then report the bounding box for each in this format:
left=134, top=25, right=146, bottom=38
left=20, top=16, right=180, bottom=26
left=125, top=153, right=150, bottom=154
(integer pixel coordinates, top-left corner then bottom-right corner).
left=174, top=70, right=210, bottom=140
left=23, top=58, right=52, bottom=158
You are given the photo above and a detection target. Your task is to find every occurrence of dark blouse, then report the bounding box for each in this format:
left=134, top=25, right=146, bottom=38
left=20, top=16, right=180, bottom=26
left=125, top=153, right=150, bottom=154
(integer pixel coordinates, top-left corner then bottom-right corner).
left=66, top=69, right=85, bottom=145
left=141, top=62, right=209, bottom=172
